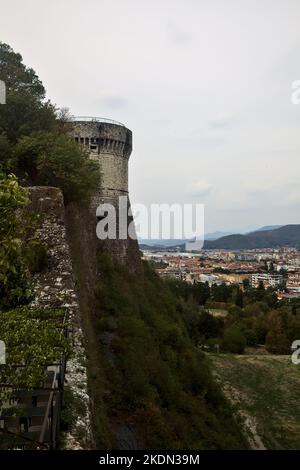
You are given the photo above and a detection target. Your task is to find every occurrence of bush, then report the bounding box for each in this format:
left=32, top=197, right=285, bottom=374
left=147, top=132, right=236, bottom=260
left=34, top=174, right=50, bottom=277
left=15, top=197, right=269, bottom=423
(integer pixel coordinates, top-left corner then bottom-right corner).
left=222, top=325, right=246, bottom=354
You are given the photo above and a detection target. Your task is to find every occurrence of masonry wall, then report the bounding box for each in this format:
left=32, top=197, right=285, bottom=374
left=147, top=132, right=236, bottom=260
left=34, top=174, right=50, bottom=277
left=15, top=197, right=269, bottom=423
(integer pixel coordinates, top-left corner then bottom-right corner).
left=26, top=184, right=141, bottom=448
left=28, top=186, right=93, bottom=450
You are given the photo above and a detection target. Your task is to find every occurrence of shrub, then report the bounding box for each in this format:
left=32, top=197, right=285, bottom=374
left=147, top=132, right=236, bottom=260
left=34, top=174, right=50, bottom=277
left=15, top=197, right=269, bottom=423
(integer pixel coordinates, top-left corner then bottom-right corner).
left=222, top=325, right=246, bottom=354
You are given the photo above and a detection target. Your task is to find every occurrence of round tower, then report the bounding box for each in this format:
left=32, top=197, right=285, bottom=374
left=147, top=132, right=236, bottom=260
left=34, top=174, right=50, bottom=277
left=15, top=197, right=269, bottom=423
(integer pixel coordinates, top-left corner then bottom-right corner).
left=69, top=117, right=139, bottom=263
left=70, top=117, right=132, bottom=214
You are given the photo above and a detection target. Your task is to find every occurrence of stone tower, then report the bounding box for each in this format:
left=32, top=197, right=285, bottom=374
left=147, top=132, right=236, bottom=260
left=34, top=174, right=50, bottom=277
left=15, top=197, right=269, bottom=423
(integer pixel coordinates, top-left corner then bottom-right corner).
left=70, top=117, right=139, bottom=263
left=70, top=117, right=132, bottom=210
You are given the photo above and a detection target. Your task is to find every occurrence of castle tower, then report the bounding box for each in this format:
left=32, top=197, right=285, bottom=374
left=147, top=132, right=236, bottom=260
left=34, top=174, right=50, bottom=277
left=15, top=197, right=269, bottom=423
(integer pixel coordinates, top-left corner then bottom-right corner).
left=70, top=117, right=138, bottom=263
left=71, top=117, right=132, bottom=209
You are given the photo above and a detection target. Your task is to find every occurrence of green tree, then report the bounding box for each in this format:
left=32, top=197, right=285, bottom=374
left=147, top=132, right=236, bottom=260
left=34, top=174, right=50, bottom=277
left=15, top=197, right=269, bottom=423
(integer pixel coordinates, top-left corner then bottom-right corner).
left=235, top=287, right=244, bottom=308
left=0, top=91, right=57, bottom=144
left=0, top=42, right=57, bottom=146
left=211, top=283, right=233, bottom=303
left=14, top=131, right=100, bottom=203
left=222, top=325, right=246, bottom=354
left=197, top=310, right=223, bottom=340
left=0, top=42, right=45, bottom=99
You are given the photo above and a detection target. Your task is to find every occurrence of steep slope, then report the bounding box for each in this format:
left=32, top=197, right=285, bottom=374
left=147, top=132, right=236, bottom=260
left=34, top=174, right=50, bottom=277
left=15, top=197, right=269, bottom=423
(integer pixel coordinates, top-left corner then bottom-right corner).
left=64, top=202, right=248, bottom=449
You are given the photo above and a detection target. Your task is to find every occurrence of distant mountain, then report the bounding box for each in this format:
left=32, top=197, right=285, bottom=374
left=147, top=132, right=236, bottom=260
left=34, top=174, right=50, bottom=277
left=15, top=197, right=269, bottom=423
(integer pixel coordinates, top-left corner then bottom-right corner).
left=139, top=232, right=232, bottom=248
left=248, top=225, right=283, bottom=233
left=204, top=231, right=233, bottom=240
left=204, top=224, right=300, bottom=250
left=139, top=239, right=186, bottom=248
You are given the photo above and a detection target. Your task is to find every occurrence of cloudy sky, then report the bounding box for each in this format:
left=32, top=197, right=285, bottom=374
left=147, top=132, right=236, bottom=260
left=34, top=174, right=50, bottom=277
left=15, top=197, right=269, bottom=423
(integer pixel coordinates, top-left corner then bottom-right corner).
left=1, top=0, right=300, bottom=234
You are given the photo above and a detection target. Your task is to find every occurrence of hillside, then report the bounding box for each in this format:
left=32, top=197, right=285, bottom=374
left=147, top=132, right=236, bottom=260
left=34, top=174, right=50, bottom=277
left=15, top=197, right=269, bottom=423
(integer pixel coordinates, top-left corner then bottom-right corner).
left=210, top=354, right=300, bottom=449
left=65, top=201, right=249, bottom=449
left=204, top=224, right=300, bottom=250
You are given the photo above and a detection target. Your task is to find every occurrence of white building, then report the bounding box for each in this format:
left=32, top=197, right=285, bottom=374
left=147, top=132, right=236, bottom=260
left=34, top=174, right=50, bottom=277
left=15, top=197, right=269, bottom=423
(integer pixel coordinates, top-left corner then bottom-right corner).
left=251, top=273, right=283, bottom=289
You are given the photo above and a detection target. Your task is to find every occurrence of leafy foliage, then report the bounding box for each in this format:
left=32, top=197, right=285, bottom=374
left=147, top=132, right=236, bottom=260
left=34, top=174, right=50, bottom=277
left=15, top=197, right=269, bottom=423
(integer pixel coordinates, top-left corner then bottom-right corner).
left=0, top=91, right=57, bottom=144
left=14, top=131, right=100, bottom=202
left=0, top=42, right=45, bottom=99
left=0, top=307, right=69, bottom=389
left=168, top=277, right=300, bottom=355
left=0, top=174, right=32, bottom=309
left=223, top=325, right=246, bottom=354
left=0, top=42, right=57, bottom=145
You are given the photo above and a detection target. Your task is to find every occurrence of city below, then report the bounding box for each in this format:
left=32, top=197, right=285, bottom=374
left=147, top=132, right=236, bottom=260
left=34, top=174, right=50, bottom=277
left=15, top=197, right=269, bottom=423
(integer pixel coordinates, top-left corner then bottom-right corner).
left=142, top=246, right=300, bottom=300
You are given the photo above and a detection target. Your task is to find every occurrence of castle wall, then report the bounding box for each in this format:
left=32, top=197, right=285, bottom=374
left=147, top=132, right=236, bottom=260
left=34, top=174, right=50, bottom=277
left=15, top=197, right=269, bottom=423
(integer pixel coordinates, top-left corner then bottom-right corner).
left=27, top=186, right=93, bottom=449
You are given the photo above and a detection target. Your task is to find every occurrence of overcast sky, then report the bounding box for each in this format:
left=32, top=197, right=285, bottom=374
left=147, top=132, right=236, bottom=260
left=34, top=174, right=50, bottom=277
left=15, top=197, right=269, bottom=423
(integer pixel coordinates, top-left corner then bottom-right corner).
left=1, top=0, right=300, bottom=234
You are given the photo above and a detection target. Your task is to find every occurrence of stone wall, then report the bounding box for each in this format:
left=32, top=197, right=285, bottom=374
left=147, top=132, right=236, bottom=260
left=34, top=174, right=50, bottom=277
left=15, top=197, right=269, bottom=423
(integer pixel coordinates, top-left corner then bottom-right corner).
left=28, top=187, right=93, bottom=449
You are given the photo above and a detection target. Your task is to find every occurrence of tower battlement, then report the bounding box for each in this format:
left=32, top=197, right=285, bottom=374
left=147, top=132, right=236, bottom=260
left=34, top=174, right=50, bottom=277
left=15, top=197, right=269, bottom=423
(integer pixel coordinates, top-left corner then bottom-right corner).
left=71, top=117, right=132, bottom=159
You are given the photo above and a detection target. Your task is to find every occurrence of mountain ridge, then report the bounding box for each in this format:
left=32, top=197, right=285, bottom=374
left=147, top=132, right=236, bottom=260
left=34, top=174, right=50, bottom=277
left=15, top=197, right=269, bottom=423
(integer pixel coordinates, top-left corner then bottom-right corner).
left=203, top=224, right=300, bottom=250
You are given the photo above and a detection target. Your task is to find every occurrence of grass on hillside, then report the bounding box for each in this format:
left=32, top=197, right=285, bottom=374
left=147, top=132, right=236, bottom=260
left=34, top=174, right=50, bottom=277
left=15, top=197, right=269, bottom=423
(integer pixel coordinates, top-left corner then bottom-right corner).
left=209, top=354, right=300, bottom=450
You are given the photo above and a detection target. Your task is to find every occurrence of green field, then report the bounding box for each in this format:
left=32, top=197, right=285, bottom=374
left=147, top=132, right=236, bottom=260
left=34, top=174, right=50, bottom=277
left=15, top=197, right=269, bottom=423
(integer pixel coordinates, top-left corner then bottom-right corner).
left=209, top=354, right=300, bottom=450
